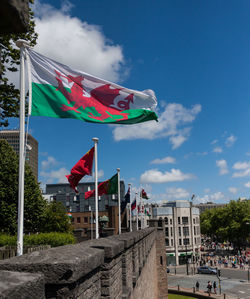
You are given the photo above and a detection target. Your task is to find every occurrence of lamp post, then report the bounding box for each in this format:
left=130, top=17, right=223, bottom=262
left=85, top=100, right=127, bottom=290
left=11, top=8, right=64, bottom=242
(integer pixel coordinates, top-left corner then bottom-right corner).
left=184, top=223, right=189, bottom=275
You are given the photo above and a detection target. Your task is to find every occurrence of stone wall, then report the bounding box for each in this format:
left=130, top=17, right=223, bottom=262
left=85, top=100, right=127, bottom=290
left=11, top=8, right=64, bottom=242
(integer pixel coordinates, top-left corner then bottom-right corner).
left=0, top=228, right=168, bottom=299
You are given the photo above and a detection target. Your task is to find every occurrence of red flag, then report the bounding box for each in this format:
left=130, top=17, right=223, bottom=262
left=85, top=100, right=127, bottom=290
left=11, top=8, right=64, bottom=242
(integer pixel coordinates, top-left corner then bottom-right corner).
left=66, top=147, right=94, bottom=192
left=85, top=173, right=118, bottom=199
left=141, top=189, right=149, bottom=199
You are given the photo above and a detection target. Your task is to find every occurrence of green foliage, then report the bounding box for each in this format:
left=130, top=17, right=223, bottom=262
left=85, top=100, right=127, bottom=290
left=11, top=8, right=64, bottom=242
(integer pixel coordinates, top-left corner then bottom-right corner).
left=0, top=232, right=76, bottom=247
left=200, top=199, right=250, bottom=247
left=41, top=202, right=73, bottom=233
left=0, top=140, right=73, bottom=234
left=0, top=1, right=38, bottom=127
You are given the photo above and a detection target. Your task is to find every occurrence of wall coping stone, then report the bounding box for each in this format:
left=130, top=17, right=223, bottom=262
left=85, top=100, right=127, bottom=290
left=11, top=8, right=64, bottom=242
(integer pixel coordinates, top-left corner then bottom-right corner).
left=0, top=270, right=45, bottom=299
left=0, top=243, right=104, bottom=284
left=88, top=237, right=124, bottom=259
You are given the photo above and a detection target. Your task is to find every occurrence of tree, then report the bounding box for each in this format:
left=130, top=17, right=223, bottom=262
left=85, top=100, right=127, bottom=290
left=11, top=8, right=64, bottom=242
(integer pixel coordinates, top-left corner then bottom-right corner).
left=0, top=139, right=46, bottom=233
left=41, top=202, right=72, bottom=233
left=0, top=0, right=38, bottom=127
left=200, top=200, right=250, bottom=248
left=0, top=140, right=72, bottom=234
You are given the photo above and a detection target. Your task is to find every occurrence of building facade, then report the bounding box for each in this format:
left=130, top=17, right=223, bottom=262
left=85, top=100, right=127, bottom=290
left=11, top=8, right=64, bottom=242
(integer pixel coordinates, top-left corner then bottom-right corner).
left=46, top=181, right=125, bottom=235
left=152, top=200, right=201, bottom=266
left=0, top=130, right=38, bottom=179
left=194, top=202, right=226, bottom=214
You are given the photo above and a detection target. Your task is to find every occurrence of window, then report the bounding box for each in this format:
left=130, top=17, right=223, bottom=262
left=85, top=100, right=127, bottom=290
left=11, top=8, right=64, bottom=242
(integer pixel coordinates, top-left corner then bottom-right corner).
left=178, top=217, right=181, bottom=224
left=164, top=217, right=168, bottom=225
left=77, top=217, right=81, bottom=223
left=71, top=217, right=74, bottom=223
left=179, top=239, right=182, bottom=245
left=165, top=228, right=169, bottom=237
left=183, top=226, right=189, bottom=236
left=170, top=218, right=172, bottom=225
left=112, top=194, right=116, bottom=200
left=88, top=186, right=91, bottom=191
left=76, top=205, right=80, bottom=212
left=193, top=218, right=195, bottom=224
left=195, top=237, right=197, bottom=244
left=165, top=238, right=169, bottom=246
left=170, top=227, right=173, bottom=237
left=84, top=217, right=88, bottom=223
left=178, top=227, right=181, bottom=237
left=183, top=238, right=190, bottom=245
left=194, top=226, right=196, bottom=235
left=182, top=217, right=188, bottom=224
left=171, top=239, right=173, bottom=246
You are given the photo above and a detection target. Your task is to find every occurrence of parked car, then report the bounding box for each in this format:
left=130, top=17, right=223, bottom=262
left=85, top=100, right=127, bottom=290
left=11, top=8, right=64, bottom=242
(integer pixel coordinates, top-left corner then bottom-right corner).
left=197, top=266, right=217, bottom=275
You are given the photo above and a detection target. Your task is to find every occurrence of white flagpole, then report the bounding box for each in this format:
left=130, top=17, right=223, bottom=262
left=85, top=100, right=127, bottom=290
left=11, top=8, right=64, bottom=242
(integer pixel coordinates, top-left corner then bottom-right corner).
left=136, top=192, right=138, bottom=230
left=117, top=168, right=121, bottom=234
left=92, top=137, right=99, bottom=239
left=16, top=40, right=28, bottom=256
left=129, top=183, right=132, bottom=232
left=140, top=189, right=143, bottom=229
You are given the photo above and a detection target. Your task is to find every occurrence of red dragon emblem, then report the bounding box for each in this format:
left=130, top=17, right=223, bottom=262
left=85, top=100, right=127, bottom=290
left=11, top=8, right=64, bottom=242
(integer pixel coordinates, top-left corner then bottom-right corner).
left=55, top=70, right=134, bottom=122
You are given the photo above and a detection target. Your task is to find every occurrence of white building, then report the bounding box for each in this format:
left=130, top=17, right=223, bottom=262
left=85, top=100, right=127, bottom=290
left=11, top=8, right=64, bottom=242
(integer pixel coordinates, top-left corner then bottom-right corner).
left=152, top=200, right=201, bottom=266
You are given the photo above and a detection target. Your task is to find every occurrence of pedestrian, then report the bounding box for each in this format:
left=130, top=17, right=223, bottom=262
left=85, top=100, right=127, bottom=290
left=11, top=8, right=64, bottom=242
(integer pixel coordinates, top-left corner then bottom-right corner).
left=196, top=281, right=199, bottom=292
left=207, top=281, right=212, bottom=295
left=213, top=281, right=217, bottom=294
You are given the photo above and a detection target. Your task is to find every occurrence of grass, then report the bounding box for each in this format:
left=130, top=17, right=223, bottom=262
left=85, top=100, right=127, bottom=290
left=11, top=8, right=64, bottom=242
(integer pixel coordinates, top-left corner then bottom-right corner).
left=168, top=294, right=196, bottom=299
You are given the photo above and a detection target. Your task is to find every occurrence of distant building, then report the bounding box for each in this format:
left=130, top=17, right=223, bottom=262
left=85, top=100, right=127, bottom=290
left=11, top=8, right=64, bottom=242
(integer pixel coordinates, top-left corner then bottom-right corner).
left=0, top=130, right=38, bottom=179
left=194, top=202, right=226, bottom=214
left=46, top=181, right=126, bottom=235
left=152, top=200, right=201, bottom=266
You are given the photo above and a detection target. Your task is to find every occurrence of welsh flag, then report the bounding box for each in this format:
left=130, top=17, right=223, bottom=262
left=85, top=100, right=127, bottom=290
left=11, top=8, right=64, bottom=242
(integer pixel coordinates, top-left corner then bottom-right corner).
left=66, top=147, right=94, bottom=192
left=131, top=199, right=136, bottom=211
left=27, top=49, right=158, bottom=125
left=141, top=189, right=149, bottom=199
left=85, top=173, right=118, bottom=199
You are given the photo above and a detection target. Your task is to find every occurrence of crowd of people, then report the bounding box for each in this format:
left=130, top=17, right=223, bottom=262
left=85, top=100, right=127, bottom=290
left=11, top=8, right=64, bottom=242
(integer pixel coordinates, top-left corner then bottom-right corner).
left=200, top=253, right=249, bottom=269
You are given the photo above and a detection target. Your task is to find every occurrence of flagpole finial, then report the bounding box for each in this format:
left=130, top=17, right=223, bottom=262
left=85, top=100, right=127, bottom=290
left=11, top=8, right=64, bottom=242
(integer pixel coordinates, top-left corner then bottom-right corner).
left=16, top=39, right=30, bottom=48
left=117, top=168, right=120, bottom=172
left=92, top=137, right=99, bottom=143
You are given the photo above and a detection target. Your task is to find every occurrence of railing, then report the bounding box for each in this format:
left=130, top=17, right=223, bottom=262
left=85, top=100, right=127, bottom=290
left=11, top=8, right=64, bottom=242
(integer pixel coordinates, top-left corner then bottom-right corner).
left=0, top=245, right=51, bottom=260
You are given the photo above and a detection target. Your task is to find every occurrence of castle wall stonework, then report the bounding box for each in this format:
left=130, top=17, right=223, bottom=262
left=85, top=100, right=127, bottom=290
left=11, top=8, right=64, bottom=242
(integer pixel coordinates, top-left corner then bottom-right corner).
left=0, top=228, right=168, bottom=298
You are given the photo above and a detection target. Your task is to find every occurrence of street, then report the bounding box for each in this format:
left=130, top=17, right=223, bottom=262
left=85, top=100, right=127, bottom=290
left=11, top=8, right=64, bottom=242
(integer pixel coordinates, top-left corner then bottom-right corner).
left=168, top=265, right=250, bottom=299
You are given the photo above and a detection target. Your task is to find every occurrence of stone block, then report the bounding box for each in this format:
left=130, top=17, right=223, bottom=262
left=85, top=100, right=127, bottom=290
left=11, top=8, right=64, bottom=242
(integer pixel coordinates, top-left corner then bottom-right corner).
left=0, top=270, right=45, bottom=299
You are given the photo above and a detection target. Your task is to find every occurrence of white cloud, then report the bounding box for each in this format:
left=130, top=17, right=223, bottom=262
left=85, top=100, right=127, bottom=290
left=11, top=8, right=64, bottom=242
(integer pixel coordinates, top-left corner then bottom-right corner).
left=165, top=187, right=189, bottom=199
left=228, top=187, right=237, bottom=194
left=204, top=188, right=210, bottom=193
left=83, top=169, right=104, bottom=181
left=225, top=135, right=237, bottom=147
left=195, top=191, right=225, bottom=203
left=216, top=159, right=229, bottom=175
left=233, top=161, right=250, bottom=170
left=244, top=182, right=250, bottom=188
left=140, top=168, right=195, bottom=183
left=41, top=156, right=58, bottom=170
left=33, top=1, right=126, bottom=82
left=150, top=156, right=176, bottom=164
left=40, top=167, right=69, bottom=184
left=213, top=147, right=223, bottom=153
left=113, top=103, right=201, bottom=148
left=232, top=161, right=250, bottom=178
left=211, top=139, right=218, bottom=145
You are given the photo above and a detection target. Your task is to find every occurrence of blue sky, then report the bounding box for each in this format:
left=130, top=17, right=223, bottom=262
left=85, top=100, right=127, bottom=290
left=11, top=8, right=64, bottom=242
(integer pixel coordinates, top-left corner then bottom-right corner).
left=7, top=0, right=250, bottom=204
